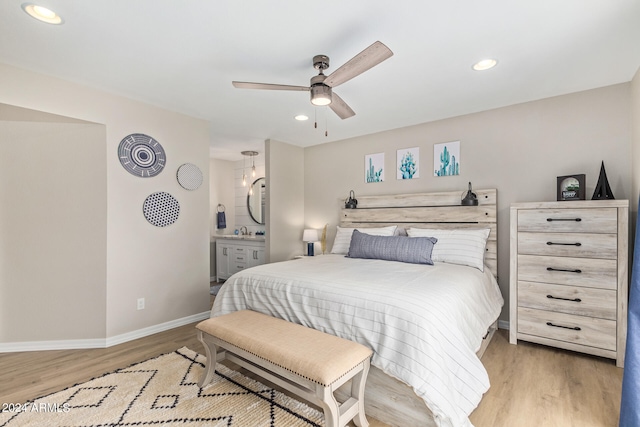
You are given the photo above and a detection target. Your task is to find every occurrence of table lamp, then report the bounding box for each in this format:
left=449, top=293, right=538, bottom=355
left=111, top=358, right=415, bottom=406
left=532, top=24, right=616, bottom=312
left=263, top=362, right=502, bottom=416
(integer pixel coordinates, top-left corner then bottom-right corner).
left=303, top=229, right=319, bottom=256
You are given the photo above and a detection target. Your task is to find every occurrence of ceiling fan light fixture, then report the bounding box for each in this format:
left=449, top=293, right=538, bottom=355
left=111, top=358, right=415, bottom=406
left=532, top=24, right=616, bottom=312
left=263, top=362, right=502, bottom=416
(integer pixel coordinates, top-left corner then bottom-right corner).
left=310, top=84, right=332, bottom=106
left=294, top=114, right=309, bottom=121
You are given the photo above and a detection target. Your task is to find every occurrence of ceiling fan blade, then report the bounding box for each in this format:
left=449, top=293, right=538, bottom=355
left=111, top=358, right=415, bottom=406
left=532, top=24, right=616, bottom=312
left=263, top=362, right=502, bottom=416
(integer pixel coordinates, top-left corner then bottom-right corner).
left=324, top=41, right=393, bottom=88
left=232, top=81, right=309, bottom=91
left=329, top=92, right=355, bottom=119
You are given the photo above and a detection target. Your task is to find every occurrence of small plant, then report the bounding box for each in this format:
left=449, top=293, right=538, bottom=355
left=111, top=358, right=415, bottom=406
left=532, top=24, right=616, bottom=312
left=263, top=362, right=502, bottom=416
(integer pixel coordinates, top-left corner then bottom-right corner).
left=320, top=224, right=327, bottom=254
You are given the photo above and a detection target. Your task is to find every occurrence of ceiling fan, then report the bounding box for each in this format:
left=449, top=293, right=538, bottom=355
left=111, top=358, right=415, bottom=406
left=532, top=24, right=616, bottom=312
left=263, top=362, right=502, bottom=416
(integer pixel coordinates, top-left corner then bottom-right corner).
left=232, top=41, right=393, bottom=120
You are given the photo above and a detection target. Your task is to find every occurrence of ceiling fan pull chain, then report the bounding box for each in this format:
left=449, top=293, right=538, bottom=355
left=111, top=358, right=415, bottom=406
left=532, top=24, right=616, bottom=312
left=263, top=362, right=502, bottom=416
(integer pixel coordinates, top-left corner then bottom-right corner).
left=325, top=111, right=328, bottom=137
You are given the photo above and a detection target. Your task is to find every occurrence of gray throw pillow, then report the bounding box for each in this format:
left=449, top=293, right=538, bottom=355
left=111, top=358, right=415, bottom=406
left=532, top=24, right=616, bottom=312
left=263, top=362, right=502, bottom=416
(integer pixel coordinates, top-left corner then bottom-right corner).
left=346, top=230, right=437, bottom=265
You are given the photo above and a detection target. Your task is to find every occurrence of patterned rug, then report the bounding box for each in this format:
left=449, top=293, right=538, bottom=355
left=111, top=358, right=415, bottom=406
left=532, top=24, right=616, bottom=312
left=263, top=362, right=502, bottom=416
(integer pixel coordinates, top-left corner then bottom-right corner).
left=0, top=347, right=324, bottom=426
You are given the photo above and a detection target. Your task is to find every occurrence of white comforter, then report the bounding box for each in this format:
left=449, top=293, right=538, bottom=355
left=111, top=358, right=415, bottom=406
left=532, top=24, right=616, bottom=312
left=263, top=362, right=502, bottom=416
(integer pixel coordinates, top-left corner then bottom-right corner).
left=211, top=255, right=504, bottom=427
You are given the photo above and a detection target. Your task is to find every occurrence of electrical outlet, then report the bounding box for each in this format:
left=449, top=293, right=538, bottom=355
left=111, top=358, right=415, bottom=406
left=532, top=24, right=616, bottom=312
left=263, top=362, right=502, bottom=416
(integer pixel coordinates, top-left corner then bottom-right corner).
left=137, top=298, right=145, bottom=310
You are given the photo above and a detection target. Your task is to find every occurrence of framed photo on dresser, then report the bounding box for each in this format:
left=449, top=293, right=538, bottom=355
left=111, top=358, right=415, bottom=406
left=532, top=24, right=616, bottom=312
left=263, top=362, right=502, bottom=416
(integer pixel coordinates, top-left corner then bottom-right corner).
left=557, top=174, right=585, bottom=201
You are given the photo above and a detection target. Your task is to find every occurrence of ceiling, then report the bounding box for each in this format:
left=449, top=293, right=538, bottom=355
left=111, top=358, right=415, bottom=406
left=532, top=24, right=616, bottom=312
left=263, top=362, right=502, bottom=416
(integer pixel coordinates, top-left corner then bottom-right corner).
left=1, top=1, right=639, bottom=161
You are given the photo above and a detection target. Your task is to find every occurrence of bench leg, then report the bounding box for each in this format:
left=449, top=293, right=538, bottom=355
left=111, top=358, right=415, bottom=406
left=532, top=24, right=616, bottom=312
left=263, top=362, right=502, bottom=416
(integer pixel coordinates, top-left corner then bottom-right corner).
left=197, top=330, right=218, bottom=388
left=351, top=360, right=370, bottom=427
left=317, top=385, right=341, bottom=427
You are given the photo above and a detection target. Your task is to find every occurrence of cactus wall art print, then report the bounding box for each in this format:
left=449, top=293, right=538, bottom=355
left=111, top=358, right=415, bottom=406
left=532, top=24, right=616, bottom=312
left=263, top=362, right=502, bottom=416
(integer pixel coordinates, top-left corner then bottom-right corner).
left=434, top=141, right=460, bottom=177
left=365, top=152, right=384, bottom=183
left=397, top=147, right=419, bottom=179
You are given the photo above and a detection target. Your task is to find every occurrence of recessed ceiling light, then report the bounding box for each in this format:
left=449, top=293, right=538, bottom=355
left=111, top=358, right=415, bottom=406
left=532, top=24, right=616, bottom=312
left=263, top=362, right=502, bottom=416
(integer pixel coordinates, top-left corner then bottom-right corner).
left=294, top=115, right=309, bottom=121
left=472, top=59, right=497, bottom=71
left=22, top=3, right=64, bottom=25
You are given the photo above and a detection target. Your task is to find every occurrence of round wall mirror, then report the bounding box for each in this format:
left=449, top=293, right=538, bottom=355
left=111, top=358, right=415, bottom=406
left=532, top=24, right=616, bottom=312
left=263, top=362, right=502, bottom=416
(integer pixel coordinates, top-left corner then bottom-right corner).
left=247, top=177, right=266, bottom=225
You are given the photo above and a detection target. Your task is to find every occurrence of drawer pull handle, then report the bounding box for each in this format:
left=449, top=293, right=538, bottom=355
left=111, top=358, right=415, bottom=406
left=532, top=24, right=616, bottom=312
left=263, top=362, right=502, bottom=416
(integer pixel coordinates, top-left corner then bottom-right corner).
left=547, top=294, right=582, bottom=303
left=546, top=241, right=582, bottom=246
left=547, top=218, right=582, bottom=222
left=546, top=267, right=582, bottom=274
left=546, top=322, right=581, bottom=331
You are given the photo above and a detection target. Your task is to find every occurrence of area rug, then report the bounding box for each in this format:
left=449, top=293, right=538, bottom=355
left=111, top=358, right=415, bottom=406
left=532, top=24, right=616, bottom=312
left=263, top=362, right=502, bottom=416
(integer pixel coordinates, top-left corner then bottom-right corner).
left=0, top=347, right=324, bottom=426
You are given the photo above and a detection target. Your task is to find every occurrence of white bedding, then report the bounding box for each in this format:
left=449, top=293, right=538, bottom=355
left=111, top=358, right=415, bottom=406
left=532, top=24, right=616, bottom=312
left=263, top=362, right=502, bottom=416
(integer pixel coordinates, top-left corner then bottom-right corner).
left=211, top=255, right=504, bottom=427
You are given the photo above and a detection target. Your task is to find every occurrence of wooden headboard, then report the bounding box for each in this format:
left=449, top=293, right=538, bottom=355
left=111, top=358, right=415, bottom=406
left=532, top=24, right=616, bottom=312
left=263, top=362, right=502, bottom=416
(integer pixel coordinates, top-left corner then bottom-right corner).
left=339, top=189, right=498, bottom=277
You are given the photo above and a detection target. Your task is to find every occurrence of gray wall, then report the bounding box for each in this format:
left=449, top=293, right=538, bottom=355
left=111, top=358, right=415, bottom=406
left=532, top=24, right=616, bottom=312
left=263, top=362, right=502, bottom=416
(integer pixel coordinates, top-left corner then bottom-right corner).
left=304, top=83, right=632, bottom=322
left=0, top=63, right=210, bottom=344
left=266, top=139, right=305, bottom=262
left=632, top=68, right=640, bottom=226
left=0, top=110, right=107, bottom=341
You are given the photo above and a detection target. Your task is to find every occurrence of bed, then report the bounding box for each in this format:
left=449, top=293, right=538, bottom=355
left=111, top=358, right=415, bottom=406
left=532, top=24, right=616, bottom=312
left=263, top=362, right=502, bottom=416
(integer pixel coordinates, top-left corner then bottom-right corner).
left=211, top=189, right=503, bottom=427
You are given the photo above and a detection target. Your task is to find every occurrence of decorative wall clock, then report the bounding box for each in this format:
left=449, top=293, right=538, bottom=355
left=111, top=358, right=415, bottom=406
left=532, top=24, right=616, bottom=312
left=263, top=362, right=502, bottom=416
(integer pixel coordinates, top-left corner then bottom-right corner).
left=177, top=163, right=203, bottom=190
left=143, top=192, right=180, bottom=227
left=118, top=133, right=166, bottom=177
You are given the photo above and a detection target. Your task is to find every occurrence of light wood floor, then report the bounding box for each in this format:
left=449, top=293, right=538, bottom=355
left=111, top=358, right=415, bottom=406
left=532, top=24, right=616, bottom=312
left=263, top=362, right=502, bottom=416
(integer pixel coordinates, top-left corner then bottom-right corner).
left=0, top=296, right=623, bottom=427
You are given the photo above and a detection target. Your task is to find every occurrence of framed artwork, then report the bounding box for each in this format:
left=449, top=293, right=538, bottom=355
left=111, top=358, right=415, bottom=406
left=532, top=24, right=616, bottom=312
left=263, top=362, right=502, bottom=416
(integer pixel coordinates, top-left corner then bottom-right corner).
left=365, top=152, right=385, bottom=183
left=557, top=174, right=586, bottom=201
left=397, top=147, right=419, bottom=179
left=434, top=141, right=460, bottom=177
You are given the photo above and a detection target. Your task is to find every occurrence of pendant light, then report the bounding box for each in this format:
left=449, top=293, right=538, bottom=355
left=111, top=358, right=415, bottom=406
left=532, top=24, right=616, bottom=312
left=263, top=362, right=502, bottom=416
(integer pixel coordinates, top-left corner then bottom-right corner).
left=241, top=153, right=247, bottom=187
left=252, top=155, right=256, bottom=177
left=241, top=150, right=259, bottom=187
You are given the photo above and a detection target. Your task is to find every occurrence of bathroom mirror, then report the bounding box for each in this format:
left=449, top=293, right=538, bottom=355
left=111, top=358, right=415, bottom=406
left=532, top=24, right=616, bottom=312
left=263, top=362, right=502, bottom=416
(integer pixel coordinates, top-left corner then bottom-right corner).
left=247, top=177, right=266, bottom=225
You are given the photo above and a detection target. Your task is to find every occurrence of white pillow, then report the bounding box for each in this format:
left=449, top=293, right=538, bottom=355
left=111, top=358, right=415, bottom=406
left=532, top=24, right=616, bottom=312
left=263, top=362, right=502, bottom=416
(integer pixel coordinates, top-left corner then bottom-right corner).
left=331, top=225, right=398, bottom=254
left=406, top=228, right=490, bottom=271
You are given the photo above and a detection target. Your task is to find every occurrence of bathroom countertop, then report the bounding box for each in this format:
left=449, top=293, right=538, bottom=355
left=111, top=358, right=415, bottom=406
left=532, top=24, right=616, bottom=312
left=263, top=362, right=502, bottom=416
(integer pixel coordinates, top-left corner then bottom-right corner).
left=211, top=235, right=265, bottom=242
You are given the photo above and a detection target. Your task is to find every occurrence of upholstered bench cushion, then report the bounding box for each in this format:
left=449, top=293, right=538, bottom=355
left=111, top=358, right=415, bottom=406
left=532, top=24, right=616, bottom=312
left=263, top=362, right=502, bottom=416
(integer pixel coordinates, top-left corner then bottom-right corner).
left=196, top=310, right=373, bottom=387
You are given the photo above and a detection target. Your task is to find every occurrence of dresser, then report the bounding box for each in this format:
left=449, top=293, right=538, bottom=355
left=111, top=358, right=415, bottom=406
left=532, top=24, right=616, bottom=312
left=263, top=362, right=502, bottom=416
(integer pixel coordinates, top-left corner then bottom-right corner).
left=216, top=237, right=265, bottom=281
left=509, top=200, right=628, bottom=367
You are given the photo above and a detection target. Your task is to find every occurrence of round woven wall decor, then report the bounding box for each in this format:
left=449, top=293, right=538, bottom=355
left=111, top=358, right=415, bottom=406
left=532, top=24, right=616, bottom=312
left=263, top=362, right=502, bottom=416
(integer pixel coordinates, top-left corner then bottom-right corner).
left=118, top=133, right=166, bottom=178
left=177, top=163, right=203, bottom=190
left=143, top=192, right=180, bottom=227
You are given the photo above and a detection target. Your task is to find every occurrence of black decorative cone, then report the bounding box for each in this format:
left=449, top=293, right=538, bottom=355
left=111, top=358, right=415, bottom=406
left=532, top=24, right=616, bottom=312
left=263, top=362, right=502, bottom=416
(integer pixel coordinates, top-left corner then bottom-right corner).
left=592, top=161, right=615, bottom=200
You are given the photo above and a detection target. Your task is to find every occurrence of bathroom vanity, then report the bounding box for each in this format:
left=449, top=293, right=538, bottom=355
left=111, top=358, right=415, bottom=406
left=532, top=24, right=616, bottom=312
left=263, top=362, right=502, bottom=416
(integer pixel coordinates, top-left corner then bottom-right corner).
left=215, top=236, right=265, bottom=281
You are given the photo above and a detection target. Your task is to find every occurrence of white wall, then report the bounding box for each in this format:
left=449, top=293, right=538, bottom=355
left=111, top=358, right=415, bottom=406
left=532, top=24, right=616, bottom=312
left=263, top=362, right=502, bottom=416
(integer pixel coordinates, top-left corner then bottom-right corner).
left=209, top=158, right=235, bottom=279
left=0, top=63, right=210, bottom=343
left=210, top=158, right=236, bottom=237
left=304, top=83, right=632, bottom=323
left=233, top=152, right=266, bottom=235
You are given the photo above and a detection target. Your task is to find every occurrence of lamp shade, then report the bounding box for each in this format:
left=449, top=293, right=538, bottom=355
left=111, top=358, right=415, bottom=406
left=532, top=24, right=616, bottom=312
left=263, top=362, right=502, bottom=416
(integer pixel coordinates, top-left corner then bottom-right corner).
left=310, top=84, right=332, bottom=106
left=303, top=229, right=319, bottom=242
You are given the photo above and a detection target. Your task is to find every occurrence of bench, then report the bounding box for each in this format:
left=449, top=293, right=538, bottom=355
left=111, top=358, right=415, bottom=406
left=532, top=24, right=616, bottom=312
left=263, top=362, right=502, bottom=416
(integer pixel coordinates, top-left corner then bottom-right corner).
left=196, top=310, right=373, bottom=427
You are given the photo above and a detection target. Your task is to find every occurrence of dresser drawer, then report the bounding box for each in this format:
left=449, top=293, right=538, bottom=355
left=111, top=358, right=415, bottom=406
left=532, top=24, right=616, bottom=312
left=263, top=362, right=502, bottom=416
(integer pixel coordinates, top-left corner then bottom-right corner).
left=517, top=208, right=617, bottom=233
left=517, top=307, right=616, bottom=351
left=517, top=281, right=616, bottom=320
left=517, top=232, right=617, bottom=259
left=517, top=254, right=617, bottom=289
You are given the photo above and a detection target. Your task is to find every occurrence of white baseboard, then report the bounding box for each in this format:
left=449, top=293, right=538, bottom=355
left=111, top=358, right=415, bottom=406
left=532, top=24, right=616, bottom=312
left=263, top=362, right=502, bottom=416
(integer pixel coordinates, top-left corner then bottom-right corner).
left=0, top=311, right=211, bottom=353
left=1, top=312, right=508, bottom=353
left=105, top=311, right=211, bottom=347
left=0, top=338, right=108, bottom=352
